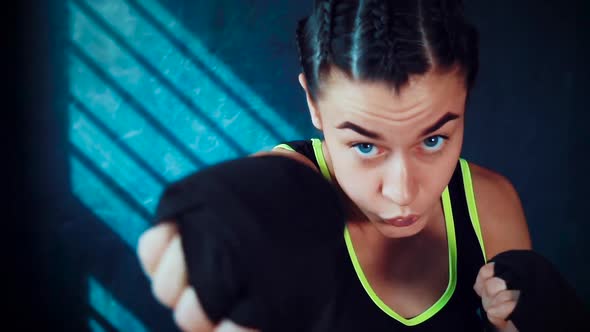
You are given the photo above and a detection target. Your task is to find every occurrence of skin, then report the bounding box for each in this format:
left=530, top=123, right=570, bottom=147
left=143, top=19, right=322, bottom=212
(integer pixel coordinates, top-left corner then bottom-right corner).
left=137, top=66, right=532, bottom=332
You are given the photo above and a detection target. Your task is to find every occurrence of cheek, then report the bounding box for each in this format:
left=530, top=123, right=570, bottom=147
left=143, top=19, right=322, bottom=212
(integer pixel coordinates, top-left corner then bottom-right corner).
left=418, top=139, right=463, bottom=204
left=332, top=151, right=364, bottom=187
left=340, top=169, right=377, bottom=202
left=325, top=143, right=378, bottom=201
left=419, top=166, right=451, bottom=200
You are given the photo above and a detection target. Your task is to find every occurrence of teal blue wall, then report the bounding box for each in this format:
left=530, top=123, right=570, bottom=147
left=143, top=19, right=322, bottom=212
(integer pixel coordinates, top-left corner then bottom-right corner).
left=67, top=2, right=314, bottom=329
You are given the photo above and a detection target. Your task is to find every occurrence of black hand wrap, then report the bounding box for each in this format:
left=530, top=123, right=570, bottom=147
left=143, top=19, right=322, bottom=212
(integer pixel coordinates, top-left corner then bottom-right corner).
left=153, top=156, right=346, bottom=331
left=490, top=250, right=588, bottom=332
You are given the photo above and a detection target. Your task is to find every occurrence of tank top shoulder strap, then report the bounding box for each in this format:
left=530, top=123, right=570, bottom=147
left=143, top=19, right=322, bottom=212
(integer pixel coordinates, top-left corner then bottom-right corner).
left=274, top=138, right=333, bottom=181
left=274, top=141, right=485, bottom=261
left=458, top=158, right=487, bottom=262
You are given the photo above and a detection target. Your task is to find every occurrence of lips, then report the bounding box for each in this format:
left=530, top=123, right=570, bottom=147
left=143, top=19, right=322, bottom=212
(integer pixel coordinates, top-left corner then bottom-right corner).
left=383, top=215, right=419, bottom=227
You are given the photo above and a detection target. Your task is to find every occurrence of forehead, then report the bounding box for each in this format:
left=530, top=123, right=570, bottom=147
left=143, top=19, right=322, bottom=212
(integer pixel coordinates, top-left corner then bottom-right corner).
left=317, top=67, right=467, bottom=126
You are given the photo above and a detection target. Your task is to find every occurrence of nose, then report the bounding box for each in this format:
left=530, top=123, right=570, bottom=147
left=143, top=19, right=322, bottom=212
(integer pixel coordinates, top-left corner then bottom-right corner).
left=381, top=154, right=418, bottom=207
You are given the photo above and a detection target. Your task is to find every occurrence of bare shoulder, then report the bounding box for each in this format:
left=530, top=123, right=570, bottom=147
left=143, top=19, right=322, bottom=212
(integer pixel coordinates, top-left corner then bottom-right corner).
left=468, top=162, right=533, bottom=260
left=251, top=147, right=319, bottom=172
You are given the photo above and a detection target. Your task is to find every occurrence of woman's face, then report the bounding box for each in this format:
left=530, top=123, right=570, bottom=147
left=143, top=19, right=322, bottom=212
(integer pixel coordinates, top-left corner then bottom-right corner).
left=301, top=67, right=467, bottom=238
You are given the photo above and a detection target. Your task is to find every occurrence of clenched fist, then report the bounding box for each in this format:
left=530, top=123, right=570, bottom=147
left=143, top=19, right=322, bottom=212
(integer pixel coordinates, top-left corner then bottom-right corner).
left=137, top=222, right=259, bottom=332
left=473, top=262, right=519, bottom=332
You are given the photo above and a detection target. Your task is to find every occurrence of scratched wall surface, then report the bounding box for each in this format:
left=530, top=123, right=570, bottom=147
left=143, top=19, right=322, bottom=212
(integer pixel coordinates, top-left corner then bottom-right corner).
left=21, top=0, right=589, bottom=331
left=68, top=0, right=308, bottom=248
left=65, top=0, right=314, bottom=331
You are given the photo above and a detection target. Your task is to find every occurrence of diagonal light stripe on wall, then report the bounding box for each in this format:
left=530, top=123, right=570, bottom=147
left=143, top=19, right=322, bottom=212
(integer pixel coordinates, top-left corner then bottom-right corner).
left=70, top=95, right=169, bottom=186
left=69, top=1, right=240, bottom=166
left=68, top=50, right=204, bottom=179
left=70, top=152, right=150, bottom=248
left=68, top=0, right=306, bottom=329
left=74, top=0, right=301, bottom=154
left=89, top=277, right=150, bottom=332
left=70, top=102, right=164, bottom=214
left=89, top=320, right=107, bottom=332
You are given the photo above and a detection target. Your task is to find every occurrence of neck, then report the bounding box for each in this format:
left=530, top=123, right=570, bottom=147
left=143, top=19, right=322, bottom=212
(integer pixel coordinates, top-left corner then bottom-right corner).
left=347, top=203, right=447, bottom=283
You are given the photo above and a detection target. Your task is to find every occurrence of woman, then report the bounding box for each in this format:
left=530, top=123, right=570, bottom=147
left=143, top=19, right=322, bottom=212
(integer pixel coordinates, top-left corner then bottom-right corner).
left=138, top=1, right=532, bottom=331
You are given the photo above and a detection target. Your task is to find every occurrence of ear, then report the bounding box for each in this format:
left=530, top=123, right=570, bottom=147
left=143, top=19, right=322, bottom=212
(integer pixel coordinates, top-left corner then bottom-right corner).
left=298, top=73, right=323, bottom=131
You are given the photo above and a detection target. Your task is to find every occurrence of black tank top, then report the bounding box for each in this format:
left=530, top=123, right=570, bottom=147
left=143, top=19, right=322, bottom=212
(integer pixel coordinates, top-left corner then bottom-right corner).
left=276, top=139, right=492, bottom=331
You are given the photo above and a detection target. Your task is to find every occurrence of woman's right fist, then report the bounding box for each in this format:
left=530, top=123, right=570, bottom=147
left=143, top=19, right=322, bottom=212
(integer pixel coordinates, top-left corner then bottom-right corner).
left=137, top=223, right=257, bottom=332
left=139, top=156, right=345, bottom=331
left=138, top=223, right=185, bottom=306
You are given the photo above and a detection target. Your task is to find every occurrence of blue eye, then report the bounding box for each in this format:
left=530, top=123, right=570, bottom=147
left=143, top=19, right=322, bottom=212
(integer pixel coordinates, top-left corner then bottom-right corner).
left=422, top=135, right=447, bottom=152
left=353, top=143, right=378, bottom=157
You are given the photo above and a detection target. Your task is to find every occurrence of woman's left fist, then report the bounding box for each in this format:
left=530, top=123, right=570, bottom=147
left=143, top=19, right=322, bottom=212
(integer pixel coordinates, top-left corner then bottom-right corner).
left=474, top=262, right=519, bottom=331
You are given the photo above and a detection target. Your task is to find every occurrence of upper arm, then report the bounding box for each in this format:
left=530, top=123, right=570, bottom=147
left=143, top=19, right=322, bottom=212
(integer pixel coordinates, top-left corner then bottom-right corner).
left=250, top=147, right=320, bottom=173
left=470, top=163, right=533, bottom=260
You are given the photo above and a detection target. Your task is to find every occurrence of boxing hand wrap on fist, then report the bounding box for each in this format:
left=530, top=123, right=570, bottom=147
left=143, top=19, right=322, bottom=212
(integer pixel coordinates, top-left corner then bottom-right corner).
left=476, top=249, right=587, bottom=332
left=153, top=156, right=346, bottom=331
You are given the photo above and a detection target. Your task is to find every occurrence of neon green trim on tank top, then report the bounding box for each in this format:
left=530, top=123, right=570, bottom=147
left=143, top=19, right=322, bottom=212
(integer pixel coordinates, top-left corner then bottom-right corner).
left=343, top=187, right=457, bottom=326
left=311, top=138, right=333, bottom=181
left=459, top=158, right=487, bottom=262
left=272, top=144, right=296, bottom=152
left=309, top=138, right=458, bottom=325
left=277, top=140, right=468, bottom=325
left=272, top=139, right=332, bottom=181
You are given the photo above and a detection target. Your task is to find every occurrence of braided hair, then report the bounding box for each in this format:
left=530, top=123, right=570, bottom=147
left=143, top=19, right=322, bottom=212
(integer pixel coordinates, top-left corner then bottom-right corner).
left=295, top=0, right=479, bottom=101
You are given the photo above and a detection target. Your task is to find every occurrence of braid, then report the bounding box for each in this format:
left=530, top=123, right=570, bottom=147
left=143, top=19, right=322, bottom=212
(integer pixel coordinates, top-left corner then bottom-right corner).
left=295, top=18, right=308, bottom=65
left=294, top=0, right=479, bottom=101
left=434, top=0, right=466, bottom=57
left=368, top=0, right=400, bottom=77
left=379, top=1, right=398, bottom=74
left=440, top=0, right=458, bottom=49
left=315, top=0, right=334, bottom=77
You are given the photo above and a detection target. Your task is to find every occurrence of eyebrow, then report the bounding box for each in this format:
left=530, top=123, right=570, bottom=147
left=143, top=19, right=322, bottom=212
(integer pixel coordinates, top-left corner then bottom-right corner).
left=336, top=112, right=460, bottom=140
left=336, top=121, right=382, bottom=139
left=420, top=112, right=460, bottom=136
